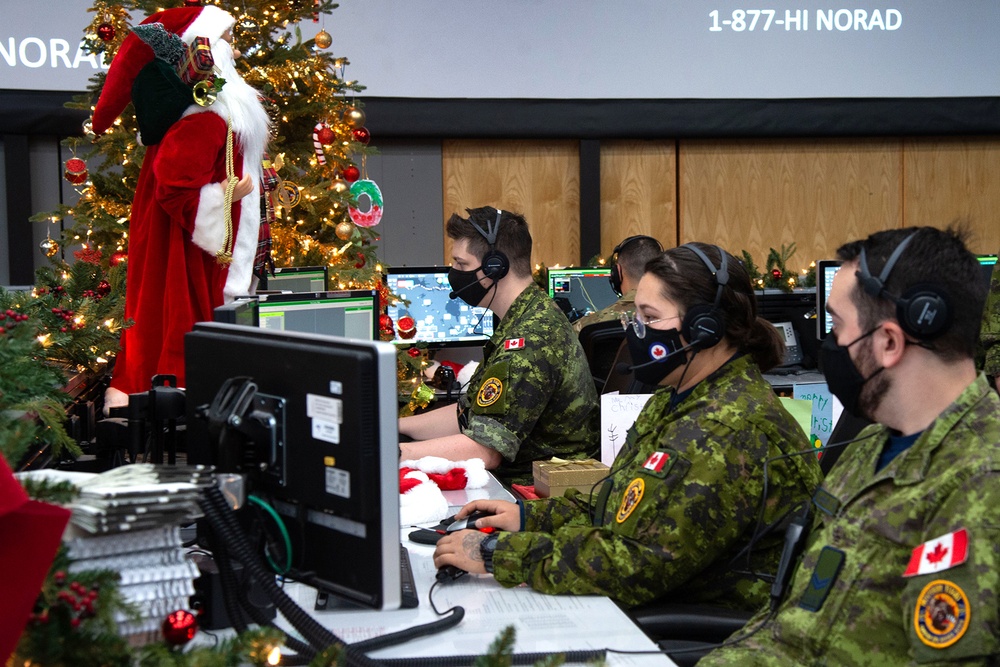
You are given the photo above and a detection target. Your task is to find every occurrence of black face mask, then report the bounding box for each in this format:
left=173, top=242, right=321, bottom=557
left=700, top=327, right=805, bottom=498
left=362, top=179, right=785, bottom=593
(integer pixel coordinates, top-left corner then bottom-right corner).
left=448, top=266, right=492, bottom=308
left=818, top=327, right=885, bottom=418
left=624, top=325, right=688, bottom=386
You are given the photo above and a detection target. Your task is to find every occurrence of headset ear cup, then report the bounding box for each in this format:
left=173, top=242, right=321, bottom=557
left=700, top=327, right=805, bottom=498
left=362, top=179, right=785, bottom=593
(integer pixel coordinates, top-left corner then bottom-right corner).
left=682, top=304, right=725, bottom=350
left=481, top=249, right=509, bottom=281
left=896, top=284, right=951, bottom=339
left=609, top=263, right=623, bottom=297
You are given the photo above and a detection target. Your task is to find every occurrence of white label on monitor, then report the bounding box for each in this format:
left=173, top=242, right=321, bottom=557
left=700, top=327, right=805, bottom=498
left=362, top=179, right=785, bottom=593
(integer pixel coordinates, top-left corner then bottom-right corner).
left=307, top=394, right=342, bottom=422
left=312, top=418, right=341, bottom=444
left=324, top=467, right=351, bottom=499
left=329, top=380, right=343, bottom=395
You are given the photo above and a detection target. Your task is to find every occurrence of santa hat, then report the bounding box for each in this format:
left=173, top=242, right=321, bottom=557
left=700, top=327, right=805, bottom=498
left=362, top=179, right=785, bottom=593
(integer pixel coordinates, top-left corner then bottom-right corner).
left=0, top=456, right=71, bottom=664
left=91, top=5, right=235, bottom=135
left=398, top=457, right=489, bottom=526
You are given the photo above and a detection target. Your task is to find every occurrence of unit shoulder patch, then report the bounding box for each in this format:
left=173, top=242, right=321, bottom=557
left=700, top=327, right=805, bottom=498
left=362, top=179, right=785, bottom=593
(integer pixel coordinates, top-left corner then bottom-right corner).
left=914, top=579, right=970, bottom=649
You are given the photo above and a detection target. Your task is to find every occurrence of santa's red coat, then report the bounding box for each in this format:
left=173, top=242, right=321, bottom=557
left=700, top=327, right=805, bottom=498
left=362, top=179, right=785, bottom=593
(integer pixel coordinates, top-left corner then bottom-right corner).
left=110, top=110, right=258, bottom=395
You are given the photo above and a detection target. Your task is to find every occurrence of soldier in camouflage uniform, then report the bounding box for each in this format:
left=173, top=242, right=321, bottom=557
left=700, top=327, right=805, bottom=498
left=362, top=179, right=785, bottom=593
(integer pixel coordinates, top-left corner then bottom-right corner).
left=434, top=244, right=822, bottom=608
left=399, top=207, right=598, bottom=486
left=701, top=227, right=1000, bottom=665
left=572, top=235, right=663, bottom=333
left=981, top=256, right=999, bottom=391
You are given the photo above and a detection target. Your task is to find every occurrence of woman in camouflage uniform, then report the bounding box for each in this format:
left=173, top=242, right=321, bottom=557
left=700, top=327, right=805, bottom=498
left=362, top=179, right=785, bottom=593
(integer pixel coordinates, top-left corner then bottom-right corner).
left=435, top=243, right=823, bottom=609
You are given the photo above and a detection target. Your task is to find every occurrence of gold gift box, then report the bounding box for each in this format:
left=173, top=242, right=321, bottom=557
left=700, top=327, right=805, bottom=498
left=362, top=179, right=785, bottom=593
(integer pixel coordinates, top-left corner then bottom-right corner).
left=532, top=458, right=610, bottom=498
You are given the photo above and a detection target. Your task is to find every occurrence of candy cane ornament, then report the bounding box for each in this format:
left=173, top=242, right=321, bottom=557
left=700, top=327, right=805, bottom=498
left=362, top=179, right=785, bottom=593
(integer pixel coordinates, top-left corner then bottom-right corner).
left=312, top=122, right=328, bottom=165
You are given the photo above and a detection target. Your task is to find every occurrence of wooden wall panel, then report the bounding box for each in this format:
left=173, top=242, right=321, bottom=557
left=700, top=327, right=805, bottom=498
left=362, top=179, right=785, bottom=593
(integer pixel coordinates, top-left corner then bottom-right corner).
left=599, top=140, right=677, bottom=254
left=903, top=138, right=1000, bottom=255
left=678, top=139, right=903, bottom=269
left=441, top=140, right=580, bottom=267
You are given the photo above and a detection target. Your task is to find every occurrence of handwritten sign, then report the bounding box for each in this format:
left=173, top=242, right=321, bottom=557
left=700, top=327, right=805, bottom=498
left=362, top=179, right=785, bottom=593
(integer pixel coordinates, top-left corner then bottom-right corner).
left=600, top=392, right=653, bottom=465
left=793, top=382, right=844, bottom=451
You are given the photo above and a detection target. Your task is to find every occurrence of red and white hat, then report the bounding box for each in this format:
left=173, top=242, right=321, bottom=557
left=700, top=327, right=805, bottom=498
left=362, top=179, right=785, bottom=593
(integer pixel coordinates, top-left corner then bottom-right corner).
left=91, top=5, right=235, bottom=135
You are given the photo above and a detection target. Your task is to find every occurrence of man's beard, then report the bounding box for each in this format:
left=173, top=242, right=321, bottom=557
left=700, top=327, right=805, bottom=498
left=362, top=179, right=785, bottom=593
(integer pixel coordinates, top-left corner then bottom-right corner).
left=206, top=39, right=271, bottom=170
left=855, top=335, right=890, bottom=420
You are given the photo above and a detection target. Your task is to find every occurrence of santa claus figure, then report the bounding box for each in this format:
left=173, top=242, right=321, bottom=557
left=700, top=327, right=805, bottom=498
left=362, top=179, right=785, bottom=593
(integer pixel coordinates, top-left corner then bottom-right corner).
left=92, top=6, right=271, bottom=409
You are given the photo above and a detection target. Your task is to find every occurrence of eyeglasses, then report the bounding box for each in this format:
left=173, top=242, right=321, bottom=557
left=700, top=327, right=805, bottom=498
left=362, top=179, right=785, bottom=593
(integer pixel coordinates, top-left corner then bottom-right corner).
left=620, top=311, right=680, bottom=339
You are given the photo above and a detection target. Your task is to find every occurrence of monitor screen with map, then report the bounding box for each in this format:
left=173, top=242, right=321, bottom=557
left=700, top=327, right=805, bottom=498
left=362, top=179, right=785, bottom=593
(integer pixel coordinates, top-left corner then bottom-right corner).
left=385, top=266, right=495, bottom=346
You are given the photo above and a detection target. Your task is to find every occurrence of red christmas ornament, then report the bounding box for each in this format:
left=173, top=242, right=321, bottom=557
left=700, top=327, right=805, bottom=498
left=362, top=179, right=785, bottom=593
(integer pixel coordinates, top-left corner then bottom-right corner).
left=770, top=268, right=782, bottom=280
left=109, top=251, right=127, bottom=266
left=352, top=127, right=371, bottom=145
left=183, top=0, right=201, bottom=5
left=74, top=246, right=103, bottom=265
left=377, top=282, right=390, bottom=309
left=354, top=252, right=366, bottom=269
left=379, top=313, right=394, bottom=340
left=64, top=157, right=88, bottom=185
left=407, top=347, right=421, bottom=358
left=97, top=23, right=116, bottom=42
left=162, top=609, right=198, bottom=645
left=397, top=315, right=417, bottom=340
left=317, top=126, right=335, bottom=145
left=342, top=165, right=361, bottom=183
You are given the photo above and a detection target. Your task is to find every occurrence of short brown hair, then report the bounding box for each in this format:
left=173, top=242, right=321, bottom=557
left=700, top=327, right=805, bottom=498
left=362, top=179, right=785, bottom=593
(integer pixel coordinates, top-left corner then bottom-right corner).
left=445, top=207, right=532, bottom=278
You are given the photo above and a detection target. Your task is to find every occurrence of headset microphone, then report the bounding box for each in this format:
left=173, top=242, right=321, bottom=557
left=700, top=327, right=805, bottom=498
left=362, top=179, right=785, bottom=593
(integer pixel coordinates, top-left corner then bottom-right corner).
left=449, top=279, right=487, bottom=301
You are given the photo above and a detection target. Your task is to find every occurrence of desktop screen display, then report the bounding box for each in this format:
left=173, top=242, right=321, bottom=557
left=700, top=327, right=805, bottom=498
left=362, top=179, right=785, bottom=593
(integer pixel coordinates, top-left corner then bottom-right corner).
left=267, top=266, right=328, bottom=292
left=978, top=255, right=997, bottom=287
left=257, top=290, right=378, bottom=340
left=816, top=260, right=843, bottom=339
left=184, top=323, right=401, bottom=609
left=385, top=267, right=494, bottom=345
left=547, top=267, right=619, bottom=322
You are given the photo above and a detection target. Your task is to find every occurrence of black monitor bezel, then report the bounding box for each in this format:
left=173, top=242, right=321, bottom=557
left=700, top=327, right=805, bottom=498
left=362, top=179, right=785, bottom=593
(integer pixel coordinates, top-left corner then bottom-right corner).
left=816, top=259, right=843, bottom=340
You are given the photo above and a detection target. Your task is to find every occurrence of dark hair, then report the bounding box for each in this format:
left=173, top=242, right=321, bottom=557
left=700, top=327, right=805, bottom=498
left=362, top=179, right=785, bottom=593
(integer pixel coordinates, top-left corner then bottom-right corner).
left=645, top=242, right=785, bottom=371
left=445, top=206, right=532, bottom=278
left=617, top=236, right=664, bottom=284
left=836, top=225, right=985, bottom=361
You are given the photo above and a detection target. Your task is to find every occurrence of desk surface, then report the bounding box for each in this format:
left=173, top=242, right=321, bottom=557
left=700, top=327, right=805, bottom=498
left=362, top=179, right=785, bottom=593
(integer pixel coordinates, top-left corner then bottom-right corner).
left=280, top=473, right=673, bottom=666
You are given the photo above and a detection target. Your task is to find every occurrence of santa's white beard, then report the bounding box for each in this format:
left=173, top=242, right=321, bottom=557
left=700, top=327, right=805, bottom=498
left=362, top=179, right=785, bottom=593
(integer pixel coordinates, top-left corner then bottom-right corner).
left=204, top=40, right=272, bottom=170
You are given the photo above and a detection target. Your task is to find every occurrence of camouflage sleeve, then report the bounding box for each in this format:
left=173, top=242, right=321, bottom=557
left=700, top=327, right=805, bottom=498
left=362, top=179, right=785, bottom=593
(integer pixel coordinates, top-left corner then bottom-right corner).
left=901, top=469, right=1000, bottom=664
left=981, top=266, right=1000, bottom=377
left=492, top=419, right=766, bottom=607
left=461, top=347, right=556, bottom=462
left=521, top=490, right=598, bottom=533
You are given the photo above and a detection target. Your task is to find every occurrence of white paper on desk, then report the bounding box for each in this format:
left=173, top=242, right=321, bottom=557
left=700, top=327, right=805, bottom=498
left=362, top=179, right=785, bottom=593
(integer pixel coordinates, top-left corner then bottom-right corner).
left=601, top=393, right=653, bottom=465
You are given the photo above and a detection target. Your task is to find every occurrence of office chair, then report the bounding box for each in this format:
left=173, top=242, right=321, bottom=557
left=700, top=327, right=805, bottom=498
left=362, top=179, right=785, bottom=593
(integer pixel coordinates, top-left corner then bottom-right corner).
left=578, top=320, right=628, bottom=393
left=626, top=602, right=753, bottom=666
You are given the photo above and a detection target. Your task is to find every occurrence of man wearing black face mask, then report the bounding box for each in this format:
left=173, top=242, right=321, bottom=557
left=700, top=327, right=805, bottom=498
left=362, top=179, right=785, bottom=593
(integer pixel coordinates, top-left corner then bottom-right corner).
left=398, top=207, right=598, bottom=486
left=701, top=227, right=1000, bottom=666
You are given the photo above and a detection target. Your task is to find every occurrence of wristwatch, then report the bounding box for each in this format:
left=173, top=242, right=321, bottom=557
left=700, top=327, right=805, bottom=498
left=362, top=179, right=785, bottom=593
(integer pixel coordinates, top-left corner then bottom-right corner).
left=479, top=533, right=499, bottom=574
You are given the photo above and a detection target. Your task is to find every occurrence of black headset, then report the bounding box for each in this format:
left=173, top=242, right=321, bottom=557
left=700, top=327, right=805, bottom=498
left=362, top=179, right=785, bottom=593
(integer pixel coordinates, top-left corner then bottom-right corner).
left=679, top=243, right=729, bottom=350
left=467, top=208, right=510, bottom=281
left=856, top=231, right=951, bottom=340
left=608, top=235, right=663, bottom=297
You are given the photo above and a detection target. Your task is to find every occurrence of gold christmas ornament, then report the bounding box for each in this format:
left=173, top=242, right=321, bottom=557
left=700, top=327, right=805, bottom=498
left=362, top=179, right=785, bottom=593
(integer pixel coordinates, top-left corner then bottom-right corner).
left=40, top=237, right=60, bottom=258
left=335, top=221, right=355, bottom=240
left=330, top=177, right=350, bottom=195
left=314, top=29, right=332, bottom=49
left=343, top=106, right=366, bottom=128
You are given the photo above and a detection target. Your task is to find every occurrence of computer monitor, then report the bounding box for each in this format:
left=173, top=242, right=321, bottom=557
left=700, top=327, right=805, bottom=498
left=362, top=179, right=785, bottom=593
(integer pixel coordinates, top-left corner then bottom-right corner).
left=257, top=290, right=379, bottom=340
left=266, top=266, right=329, bottom=292
left=757, top=287, right=819, bottom=369
left=212, top=297, right=258, bottom=327
left=546, top=267, right=618, bottom=322
left=385, top=266, right=494, bottom=346
left=816, top=260, right=843, bottom=340
left=184, top=322, right=401, bottom=609
left=978, top=254, right=997, bottom=288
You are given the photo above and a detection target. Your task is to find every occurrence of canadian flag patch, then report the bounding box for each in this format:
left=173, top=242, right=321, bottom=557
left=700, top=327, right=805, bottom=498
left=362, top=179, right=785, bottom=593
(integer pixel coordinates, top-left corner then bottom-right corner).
left=643, top=451, right=670, bottom=472
left=903, top=528, right=969, bottom=578
left=504, top=338, right=526, bottom=350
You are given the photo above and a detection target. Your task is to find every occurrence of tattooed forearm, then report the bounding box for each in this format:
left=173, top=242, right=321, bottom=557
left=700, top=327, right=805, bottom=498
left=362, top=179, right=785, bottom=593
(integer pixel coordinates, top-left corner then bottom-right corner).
left=463, top=532, right=485, bottom=562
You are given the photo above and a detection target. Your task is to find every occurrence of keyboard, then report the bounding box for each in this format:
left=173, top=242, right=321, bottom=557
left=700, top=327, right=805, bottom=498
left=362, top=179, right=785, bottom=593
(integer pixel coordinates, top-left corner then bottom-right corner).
left=314, top=545, right=418, bottom=610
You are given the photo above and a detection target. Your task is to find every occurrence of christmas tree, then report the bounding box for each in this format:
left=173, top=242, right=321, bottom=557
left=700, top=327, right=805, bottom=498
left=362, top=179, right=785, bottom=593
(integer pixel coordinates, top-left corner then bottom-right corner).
left=34, top=0, right=384, bottom=292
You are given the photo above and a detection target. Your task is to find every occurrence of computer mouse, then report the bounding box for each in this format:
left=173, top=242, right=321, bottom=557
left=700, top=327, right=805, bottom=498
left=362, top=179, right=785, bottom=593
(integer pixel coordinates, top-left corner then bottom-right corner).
left=445, top=509, right=493, bottom=533
left=436, top=564, right=467, bottom=582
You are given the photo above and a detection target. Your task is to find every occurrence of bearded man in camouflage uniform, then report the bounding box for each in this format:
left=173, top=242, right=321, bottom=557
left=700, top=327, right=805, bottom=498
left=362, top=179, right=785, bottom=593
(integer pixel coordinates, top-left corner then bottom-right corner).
left=572, top=235, right=663, bottom=333
left=434, top=244, right=822, bottom=608
left=700, top=227, right=1000, bottom=666
left=399, top=207, right=598, bottom=486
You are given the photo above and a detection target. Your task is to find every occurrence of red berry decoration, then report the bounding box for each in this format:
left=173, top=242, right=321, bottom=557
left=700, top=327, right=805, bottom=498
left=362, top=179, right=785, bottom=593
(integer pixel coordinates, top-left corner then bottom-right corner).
left=770, top=268, right=782, bottom=280
left=317, top=126, right=336, bottom=145
left=397, top=315, right=417, bottom=340
left=162, top=610, right=198, bottom=645
left=342, top=165, right=360, bottom=183
left=97, top=23, right=116, bottom=42
left=352, top=127, right=371, bottom=145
